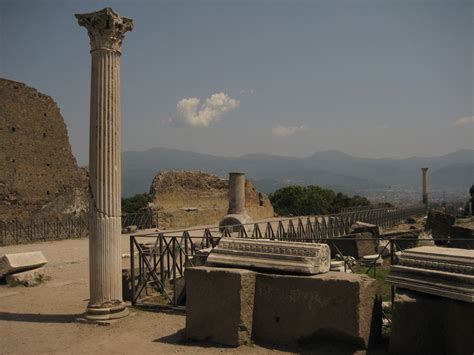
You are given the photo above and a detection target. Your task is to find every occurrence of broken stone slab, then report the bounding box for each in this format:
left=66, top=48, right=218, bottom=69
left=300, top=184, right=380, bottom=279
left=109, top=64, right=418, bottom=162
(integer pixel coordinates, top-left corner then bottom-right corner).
left=207, top=238, right=330, bottom=275
left=329, top=232, right=377, bottom=259
left=351, top=221, right=382, bottom=238
left=390, top=289, right=474, bottom=355
left=6, top=266, right=47, bottom=287
left=0, top=252, right=48, bottom=278
left=387, top=246, right=474, bottom=302
left=360, top=254, right=383, bottom=266
left=186, top=266, right=256, bottom=347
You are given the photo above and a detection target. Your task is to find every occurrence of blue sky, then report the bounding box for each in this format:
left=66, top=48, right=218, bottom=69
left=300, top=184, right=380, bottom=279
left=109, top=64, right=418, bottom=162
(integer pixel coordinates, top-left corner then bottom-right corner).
left=1, top=0, right=472, bottom=165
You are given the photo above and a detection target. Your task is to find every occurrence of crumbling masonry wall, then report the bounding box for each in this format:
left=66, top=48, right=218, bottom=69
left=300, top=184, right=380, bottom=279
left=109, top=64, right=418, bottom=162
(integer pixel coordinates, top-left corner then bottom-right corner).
left=0, top=78, right=88, bottom=221
left=149, top=171, right=274, bottom=229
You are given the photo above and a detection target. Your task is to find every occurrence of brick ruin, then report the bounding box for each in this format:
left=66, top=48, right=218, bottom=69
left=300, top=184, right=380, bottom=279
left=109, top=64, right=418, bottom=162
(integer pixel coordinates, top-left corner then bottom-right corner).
left=149, top=170, right=274, bottom=229
left=0, top=78, right=88, bottom=221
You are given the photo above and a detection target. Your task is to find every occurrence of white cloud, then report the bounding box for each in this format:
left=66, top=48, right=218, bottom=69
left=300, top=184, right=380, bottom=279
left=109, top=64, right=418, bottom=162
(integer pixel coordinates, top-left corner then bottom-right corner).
left=171, top=92, right=239, bottom=127
left=454, top=116, right=474, bottom=125
left=272, top=124, right=307, bottom=137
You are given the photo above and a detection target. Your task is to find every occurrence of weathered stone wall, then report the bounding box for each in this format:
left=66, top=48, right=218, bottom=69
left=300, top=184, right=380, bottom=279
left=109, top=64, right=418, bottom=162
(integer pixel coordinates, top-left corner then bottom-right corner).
left=149, top=170, right=274, bottom=229
left=0, top=78, right=88, bottom=221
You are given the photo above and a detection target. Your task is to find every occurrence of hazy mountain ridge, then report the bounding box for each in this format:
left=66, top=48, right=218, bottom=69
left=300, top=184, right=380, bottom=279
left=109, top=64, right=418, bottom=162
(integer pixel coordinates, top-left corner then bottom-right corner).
left=122, top=148, right=473, bottom=197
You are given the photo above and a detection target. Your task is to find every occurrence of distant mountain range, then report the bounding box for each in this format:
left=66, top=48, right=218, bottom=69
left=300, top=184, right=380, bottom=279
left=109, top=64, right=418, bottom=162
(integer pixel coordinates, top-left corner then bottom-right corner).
left=122, top=148, right=473, bottom=197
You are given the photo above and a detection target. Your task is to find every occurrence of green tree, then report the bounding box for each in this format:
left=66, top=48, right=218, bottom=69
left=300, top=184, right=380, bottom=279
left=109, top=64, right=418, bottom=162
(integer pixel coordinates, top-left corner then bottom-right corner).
left=269, top=185, right=371, bottom=216
left=121, top=193, right=150, bottom=214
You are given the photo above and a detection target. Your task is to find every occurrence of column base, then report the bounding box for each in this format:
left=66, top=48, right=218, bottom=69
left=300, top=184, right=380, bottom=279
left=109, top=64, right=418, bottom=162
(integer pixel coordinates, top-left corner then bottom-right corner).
left=85, top=301, right=129, bottom=322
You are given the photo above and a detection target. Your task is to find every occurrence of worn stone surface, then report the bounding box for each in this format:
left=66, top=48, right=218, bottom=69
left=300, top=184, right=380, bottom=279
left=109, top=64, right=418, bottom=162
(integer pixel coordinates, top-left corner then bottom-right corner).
left=387, top=246, right=474, bottom=302
left=207, top=238, right=330, bottom=274
left=5, top=266, right=46, bottom=286
left=426, top=210, right=456, bottom=245
left=0, top=78, right=88, bottom=221
left=390, top=289, right=474, bottom=355
left=329, top=233, right=377, bottom=259
left=148, top=170, right=273, bottom=229
left=351, top=222, right=381, bottom=238
left=450, top=225, right=474, bottom=249
left=0, top=251, right=48, bottom=277
left=185, top=266, right=256, bottom=347
left=252, top=271, right=381, bottom=349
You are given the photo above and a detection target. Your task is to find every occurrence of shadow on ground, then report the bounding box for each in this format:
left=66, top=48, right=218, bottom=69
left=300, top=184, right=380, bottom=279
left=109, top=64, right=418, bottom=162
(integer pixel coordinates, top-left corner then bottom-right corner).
left=155, top=328, right=389, bottom=354
left=0, top=312, right=81, bottom=324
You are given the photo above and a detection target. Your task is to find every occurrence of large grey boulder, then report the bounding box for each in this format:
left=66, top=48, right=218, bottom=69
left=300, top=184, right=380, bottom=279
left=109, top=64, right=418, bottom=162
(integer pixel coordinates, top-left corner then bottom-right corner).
left=0, top=252, right=48, bottom=278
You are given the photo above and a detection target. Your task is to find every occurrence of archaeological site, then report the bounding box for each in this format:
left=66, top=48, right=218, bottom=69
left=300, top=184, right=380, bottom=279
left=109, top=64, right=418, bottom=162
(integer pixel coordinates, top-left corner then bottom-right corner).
left=1, top=2, right=473, bottom=355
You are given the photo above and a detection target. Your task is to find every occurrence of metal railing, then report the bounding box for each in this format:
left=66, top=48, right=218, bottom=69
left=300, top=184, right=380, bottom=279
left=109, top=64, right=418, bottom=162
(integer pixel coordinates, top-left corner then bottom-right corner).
left=129, top=205, right=426, bottom=307
left=0, top=210, right=158, bottom=245
left=0, top=217, right=88, bottom=246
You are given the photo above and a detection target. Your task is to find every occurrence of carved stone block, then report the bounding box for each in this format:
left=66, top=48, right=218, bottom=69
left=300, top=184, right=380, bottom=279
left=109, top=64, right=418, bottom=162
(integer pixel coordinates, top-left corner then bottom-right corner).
left=207, top=238, right=330, bottom=274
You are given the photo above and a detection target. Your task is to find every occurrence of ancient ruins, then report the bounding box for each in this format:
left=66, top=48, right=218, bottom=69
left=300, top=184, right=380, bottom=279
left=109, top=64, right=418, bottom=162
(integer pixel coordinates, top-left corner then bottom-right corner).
left=149, top=170, right=273, bottom=229
left=1, top=4, right=473, bottom=355
left=0, top=79, right=88, bottom=221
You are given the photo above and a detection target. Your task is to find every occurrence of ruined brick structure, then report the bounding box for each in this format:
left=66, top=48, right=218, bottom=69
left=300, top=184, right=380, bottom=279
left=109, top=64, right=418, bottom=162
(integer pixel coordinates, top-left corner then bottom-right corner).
left=149, top=171, right=274, bottom=229
left=0, top=78, right=88, bottom=221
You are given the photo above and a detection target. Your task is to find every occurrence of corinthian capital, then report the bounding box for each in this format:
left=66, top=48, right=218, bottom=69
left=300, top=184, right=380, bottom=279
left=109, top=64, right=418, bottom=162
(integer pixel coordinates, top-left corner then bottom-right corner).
left=75, top=7, right=133, bottom=52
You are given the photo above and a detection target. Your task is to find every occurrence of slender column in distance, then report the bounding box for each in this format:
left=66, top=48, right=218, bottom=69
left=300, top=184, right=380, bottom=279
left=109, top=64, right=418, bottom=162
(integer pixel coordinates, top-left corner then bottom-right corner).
left=75, top=7, right=133, bottom=321
left=422, top=167, right=429, bottom=211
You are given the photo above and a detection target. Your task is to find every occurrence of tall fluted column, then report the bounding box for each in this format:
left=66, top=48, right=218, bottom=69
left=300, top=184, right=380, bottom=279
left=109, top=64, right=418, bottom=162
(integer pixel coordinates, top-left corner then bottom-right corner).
left=422, top=167, right=429, bottom=211
left=76, top=8, right=133, bottom=321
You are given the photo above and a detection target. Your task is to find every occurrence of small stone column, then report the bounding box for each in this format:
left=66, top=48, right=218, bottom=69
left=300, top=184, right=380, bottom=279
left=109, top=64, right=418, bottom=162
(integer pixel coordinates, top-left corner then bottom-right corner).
left=219, top=172, right=252, bottom=232
left=228, top=172, right=246, bottom=214
left=422, top=168, right=429, bottom=210
left=75, top=7, right=133, bottom=321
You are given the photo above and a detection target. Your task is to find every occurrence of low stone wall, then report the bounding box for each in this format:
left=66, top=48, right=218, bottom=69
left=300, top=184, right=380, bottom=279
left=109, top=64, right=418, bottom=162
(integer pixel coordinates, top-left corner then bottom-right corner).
left=186, top=266, right=381, bottom=349
left=329, top=232, right=377, bottom=259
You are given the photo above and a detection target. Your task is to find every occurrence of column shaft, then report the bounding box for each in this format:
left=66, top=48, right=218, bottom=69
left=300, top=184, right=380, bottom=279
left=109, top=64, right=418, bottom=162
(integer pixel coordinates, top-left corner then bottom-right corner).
left=89, top=49, right=122, bottom=306
left=228, top=172, right=246, bottom=215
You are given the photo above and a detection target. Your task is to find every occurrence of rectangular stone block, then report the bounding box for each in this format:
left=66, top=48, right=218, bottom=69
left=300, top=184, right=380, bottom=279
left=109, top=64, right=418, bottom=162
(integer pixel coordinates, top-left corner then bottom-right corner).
left=449, top=225, right=474, bottom=249
left=387, top=246, right=474, bottom=302
left=252, top=272, right=381, bottom=349
left=390, top=289, right=474, bottom=355
left=0, top=252, right=48, bottom=277
left=329, top=233, right=377, bottom=259
left=207, top=238, right=330, bottom=274
left=185, top=266, right=256, bottom=347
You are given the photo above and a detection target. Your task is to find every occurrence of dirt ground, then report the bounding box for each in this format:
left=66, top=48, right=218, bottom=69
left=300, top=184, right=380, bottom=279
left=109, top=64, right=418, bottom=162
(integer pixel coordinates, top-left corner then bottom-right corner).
left=0, top=217, right=418, bottom=355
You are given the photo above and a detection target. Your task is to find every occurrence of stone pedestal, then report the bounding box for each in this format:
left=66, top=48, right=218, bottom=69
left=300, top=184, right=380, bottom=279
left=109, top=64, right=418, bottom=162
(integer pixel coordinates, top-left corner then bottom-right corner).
left=390, top=289, right=474, bottom=355
left=185, top=266, right=382, bottom=349
left=207, top=238, right=331, bottom=274
left=186, top=267, right=256, bottom=347
left=219, top=172, right=252, bottom=232
left=75, top=7, right=133, bottom=321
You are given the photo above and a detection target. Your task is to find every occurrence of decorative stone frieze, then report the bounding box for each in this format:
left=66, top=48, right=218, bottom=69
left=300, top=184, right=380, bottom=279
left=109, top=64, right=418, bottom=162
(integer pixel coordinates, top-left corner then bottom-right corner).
left=207, top=238, right=330, bottom=274
left=387, top=246, right=474, bottom=302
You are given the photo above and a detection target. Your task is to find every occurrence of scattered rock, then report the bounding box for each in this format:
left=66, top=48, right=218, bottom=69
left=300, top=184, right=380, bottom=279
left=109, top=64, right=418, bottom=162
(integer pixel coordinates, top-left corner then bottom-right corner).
left=6, top=266, right=48, bottom=287
left=0, top=251, right=48, bottom=277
